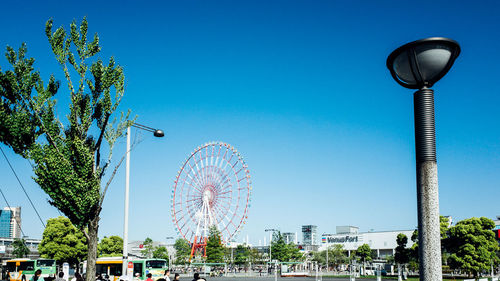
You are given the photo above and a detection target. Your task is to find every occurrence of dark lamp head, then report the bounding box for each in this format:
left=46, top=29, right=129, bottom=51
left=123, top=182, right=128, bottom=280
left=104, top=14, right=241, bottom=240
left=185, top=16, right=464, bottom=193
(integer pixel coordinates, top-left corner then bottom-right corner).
left=387, top=37, right=460, bottom=89
left=154, top=130, right=165, bottom=137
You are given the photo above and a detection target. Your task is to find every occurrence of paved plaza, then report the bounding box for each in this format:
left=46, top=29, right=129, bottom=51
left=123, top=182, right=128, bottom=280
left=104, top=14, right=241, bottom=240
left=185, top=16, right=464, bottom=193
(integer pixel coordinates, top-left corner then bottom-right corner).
left=200, top=276, right=352, bottom=281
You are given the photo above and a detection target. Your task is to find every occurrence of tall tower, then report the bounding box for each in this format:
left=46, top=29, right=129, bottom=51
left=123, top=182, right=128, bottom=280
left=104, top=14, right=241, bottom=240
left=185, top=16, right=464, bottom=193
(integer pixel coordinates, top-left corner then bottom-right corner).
left=9, top=207, right=21, bottom=238
left=0, top=207, right=21, bottom=238
left=302, top=225, right=317, bottom=246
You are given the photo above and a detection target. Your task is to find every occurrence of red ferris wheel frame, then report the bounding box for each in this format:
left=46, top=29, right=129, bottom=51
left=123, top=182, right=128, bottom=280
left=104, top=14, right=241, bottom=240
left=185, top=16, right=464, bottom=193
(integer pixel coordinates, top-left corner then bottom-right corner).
left=171, top=142, right=251, bottom=260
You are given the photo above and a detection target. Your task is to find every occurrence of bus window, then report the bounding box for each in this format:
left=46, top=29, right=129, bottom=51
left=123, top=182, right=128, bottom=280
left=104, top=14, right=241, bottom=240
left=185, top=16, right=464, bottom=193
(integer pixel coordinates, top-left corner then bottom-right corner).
left=133, top=263, right=143, bottom=277
left=37, top=260, right=55, bottom=267
left=96, top=265, right=108, bottom=276
left=19, top=262, right=35, bottom=271
left=108, top=265, right=122, bottom=276
left=6, top=262, right=16, bottom=272
left=145, top=261, right=166, bottom=269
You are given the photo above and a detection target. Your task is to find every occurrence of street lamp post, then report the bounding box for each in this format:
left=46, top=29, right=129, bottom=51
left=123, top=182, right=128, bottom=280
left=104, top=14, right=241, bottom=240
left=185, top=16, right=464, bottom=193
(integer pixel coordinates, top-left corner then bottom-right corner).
left=265, top=229, right=277, bottom=278
left=166, top=236, right=174, bottom=269
left=122, top=123, right=165, bottom=277
left=387, top=37, right=460, bottom=281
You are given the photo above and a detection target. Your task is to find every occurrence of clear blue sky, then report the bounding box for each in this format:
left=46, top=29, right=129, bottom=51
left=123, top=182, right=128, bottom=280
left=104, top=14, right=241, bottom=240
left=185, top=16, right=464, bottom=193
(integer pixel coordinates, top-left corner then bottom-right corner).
left=0, top=0, right=499, bottom=245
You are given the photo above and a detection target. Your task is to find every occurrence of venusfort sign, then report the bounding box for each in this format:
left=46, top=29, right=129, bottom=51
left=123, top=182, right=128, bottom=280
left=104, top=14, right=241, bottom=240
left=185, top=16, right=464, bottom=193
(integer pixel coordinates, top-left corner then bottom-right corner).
left=325, top=235, right=359, bottom=243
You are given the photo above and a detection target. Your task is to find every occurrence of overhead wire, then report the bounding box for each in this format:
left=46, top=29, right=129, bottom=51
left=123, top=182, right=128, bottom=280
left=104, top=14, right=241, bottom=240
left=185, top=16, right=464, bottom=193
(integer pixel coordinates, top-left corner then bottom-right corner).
left=0, top=146, right=46, bottom=228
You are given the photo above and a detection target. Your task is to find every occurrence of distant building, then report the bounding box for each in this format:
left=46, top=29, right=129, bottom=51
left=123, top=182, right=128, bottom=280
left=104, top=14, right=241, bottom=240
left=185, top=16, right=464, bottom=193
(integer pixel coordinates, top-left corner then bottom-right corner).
left=321, top=226, right=414, bottom=258
left=336, top=226, right=358, bottom=234
left=0, top=207, right=21, bottom=238
left=0, top=237, right=41, bottom=262
left=282, top=232, right=296, bottom=244
left=302, top=225, right=317, bottom=246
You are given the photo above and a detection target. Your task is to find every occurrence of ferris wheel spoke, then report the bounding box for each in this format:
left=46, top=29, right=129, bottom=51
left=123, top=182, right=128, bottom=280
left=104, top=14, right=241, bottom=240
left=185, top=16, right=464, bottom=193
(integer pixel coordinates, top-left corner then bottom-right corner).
left=185, top=177, right=204, bottom=194
left=194, top=155, right=206, bottom=188
left=187, top=162, right=205, bottom=190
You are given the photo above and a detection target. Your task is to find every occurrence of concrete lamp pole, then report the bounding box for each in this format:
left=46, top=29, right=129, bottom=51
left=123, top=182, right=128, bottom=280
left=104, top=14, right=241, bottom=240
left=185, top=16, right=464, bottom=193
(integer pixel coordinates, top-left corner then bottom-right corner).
left=166, top=236, right=174, bottom=269
left=265, top=229, right=277, bottom=277
left=386, top=37, right=460, bottom=281
left=122, top=123, right=165, bottom=277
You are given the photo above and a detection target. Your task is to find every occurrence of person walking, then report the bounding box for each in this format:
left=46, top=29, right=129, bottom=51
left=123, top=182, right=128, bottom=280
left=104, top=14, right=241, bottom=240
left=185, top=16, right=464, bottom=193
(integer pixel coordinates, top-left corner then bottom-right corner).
left=71, top=273, right=83, bottom=281
left=145, top=273, right=153, bottom=281
left=30, top=270, right=42, bottom=281
left=173, top=273, right=180, bottom=281
left=55, top=272, right=65, bottom=281
left=163, top=270, right=171, bottom=281
left=191, top=273, right=205, bottom=281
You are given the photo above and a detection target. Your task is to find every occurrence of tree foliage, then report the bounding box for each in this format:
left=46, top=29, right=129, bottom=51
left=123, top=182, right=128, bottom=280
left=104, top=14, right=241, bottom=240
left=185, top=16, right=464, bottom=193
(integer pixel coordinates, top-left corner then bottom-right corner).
left=270, top=231, right=303, bottom=262
left=394, top=233, right=410, bottom=265
left=152, top=246, right=169, bottom=261
left=38, top=217, right=87, bottom=264
left=141, top=238, right=154, bottom=258
left=173, top=238, right=191, bottom=265
left=234, top=245, right=250, bottom=265
left=445, top=217, right=499, bottom=277
left=355, top=244, right=372, bottom=263
left=12, top=238, right=30, bottom=258
left=312, top=244, right=347, bottom=268
left=0, top=17, right=133, bottom=281
left=206, top=226, right=225, bottom=263
left=98, top=235, right=122, bottom=257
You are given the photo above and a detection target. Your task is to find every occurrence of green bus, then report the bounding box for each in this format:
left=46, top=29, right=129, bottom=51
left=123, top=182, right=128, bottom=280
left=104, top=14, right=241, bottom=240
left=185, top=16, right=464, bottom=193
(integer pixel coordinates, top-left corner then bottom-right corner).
left=6, top=259, right=56, bottom=281
left=94, top=257, right=168, bottom=281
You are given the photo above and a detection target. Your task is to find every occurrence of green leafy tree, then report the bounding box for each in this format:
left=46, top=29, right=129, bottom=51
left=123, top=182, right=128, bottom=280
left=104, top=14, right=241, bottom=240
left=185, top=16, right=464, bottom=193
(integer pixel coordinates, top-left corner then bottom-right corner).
left=355, top=244, right=372, bottom=263
left=355, top=244, right=372, bottom=275
left=38, top=217, right=87, bottom=266
left=312, top=250, right=325, bottom=265
left=0, top=18, right=133, bottom=281
left=328, top=244, right=347, bottom=267
left=270, top=232, right=289, bottom=262
left=395, top=233, right=410, bottom=265
left=206, top=226, right=225, bottom=263
left=394, top=233, right=410, bottom=279
left=12, top=238, right=30, bottom=258
left=249, top=248, right=264, bottom=264
left=98, top=235, right=123, bottom=257
left=234, top=244, right=250, bottom=265
left=141, top=238, right=154, bottom=258
left=446, top=217, right=499, bottom=278
left=312, top=245, right=347, bottom=269
left=152, top=246, right=169, bottom=262
left=287, top=243, right=303, bottom=261
left=173, top=238, right=191, bottom=265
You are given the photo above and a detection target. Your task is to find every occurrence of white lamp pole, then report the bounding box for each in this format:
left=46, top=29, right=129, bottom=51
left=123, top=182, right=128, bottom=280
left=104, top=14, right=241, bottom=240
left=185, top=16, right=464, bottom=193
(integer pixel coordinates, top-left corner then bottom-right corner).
left=122, top=126, right=131, bottom=277
left=122, top=124, right=164, bottom=276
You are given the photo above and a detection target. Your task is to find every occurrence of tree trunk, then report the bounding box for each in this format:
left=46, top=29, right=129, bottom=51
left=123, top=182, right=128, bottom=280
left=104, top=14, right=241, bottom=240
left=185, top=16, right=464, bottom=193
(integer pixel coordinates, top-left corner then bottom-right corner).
left=85, top=216, right=99, bottom=281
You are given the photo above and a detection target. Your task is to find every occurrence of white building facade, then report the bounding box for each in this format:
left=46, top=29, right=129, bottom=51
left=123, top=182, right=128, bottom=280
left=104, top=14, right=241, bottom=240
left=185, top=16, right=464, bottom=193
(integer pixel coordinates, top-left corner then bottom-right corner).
left=320, top=226, right=415, bottom=258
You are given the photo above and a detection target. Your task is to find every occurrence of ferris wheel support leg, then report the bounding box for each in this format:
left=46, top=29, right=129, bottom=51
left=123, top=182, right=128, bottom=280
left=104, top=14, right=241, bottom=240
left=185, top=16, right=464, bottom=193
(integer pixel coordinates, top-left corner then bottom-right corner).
left=190, top=236, right=197, bottom=262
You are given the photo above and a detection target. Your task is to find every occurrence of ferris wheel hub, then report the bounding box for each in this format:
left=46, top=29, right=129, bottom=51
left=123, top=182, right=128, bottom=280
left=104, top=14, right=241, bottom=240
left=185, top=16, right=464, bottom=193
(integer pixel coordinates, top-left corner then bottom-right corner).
left=203, top=189, right=213, bottom=203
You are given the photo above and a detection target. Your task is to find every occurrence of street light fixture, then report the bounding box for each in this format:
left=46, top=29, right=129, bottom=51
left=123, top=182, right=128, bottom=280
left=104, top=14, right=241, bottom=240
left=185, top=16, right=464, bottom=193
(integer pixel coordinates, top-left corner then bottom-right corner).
left=122, top=123, right=165, bottom=277
left=265, top=229, right=278, bottom=280
left=387, top=37, right=460, bottom=281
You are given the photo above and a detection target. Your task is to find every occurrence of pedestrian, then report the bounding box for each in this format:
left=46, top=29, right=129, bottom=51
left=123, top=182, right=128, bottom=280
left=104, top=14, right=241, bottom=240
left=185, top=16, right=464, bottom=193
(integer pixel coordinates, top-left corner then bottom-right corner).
left=72, top=272, right=84, bottom=281
left=191, top=273, right=205, bottom=281
left=145, top=273, right=153, bottom=281
left=133, top=273, right=141, bottom=281
left=30, top=270, right=42, bottom=281
left=173, top=273, right=180, bottom=281
left=164, top=270, right=171, bottom=281
left=55, top=272, right=65, bottom=281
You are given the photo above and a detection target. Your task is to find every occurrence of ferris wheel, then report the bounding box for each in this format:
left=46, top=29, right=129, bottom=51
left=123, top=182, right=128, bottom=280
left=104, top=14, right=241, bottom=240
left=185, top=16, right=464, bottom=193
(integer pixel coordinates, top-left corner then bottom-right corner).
left=171, top=142, right=251, bottom=258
